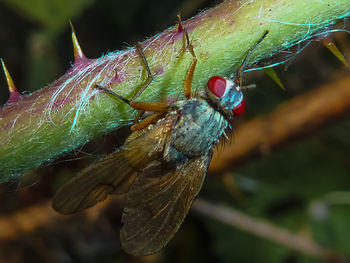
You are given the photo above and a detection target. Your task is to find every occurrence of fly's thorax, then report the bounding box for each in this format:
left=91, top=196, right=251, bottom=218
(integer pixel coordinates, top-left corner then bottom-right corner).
left=164, top=98, right=228, bottom=163
left=206, top=76, right=245, bottom=117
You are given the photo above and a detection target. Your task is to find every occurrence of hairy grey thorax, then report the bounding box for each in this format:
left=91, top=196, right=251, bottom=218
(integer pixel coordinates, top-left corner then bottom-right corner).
left=163, top=98, right=228, bottom=163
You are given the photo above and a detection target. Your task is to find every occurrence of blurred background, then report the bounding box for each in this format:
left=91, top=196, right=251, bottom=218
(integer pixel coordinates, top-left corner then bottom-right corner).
left=0, top=0, right=350, bottom=262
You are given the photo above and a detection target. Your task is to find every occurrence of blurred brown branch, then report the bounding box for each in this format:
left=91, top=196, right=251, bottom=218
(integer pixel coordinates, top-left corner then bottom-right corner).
left=0, top=200, right=108, bottom=240
left=0, top=198, right=348, bottom=262
left=192, top=199, right=349, bottom=263
left=209, top=74, right=350, bottom=173
left=0, top=201, right=57, bottom=240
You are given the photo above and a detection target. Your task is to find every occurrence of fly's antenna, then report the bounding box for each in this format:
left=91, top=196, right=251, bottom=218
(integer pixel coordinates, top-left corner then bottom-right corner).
left=235, top=30, right=269, bottom=88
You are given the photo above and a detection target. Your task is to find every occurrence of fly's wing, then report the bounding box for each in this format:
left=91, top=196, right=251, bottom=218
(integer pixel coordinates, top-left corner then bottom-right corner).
left=52, top=116, right=177, bottom=215
left=120, top=151, right=213, bottom=256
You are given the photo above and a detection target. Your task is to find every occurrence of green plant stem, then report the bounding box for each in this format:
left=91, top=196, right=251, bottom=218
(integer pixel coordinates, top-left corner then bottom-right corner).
left=0, top=0, right=349, bottom=182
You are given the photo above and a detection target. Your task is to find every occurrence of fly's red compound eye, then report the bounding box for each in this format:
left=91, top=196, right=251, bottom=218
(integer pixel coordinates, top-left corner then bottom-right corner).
left=207, top=76, right=227, bottom=98
left=232, top=98, right=246, bottom=115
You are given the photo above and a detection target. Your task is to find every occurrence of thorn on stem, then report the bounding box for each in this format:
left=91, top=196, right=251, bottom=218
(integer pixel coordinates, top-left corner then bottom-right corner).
left=1, top=58, right=21, bottom=104
left=177, top=13, right=184, bottom=33
left=69, top=20, right=87, bottom=63
left=321, top=38, right=349, bottom=68
left=263, top=67, right=285, bottom=90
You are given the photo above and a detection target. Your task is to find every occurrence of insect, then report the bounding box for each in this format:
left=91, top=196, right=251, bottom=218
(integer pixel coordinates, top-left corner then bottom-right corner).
left=52, top=25, right=269, bottom=256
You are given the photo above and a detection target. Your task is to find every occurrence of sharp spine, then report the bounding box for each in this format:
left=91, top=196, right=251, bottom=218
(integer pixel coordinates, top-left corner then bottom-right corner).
left=69, top=20, right=87, bottom=62
left=263, top=67, right=285, bottom=90
left=321, top=38, right=349, bottom=68
left=1, top=58, right=21, bottom=104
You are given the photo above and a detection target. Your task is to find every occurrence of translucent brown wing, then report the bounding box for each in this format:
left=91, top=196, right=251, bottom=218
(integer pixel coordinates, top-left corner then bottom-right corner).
left=52, top=116, right=177, bottom=215
left=120, top=151, right=213, bottom=256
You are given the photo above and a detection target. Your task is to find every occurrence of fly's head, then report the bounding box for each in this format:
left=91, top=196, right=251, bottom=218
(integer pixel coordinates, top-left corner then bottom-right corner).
left=206, top=75, right=245, bottom=117
left=204, top=31, right=269, bottom=118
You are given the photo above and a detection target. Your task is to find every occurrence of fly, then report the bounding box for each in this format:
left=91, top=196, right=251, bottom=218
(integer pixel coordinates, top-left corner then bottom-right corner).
left=52, top=23, right=269, bottom=256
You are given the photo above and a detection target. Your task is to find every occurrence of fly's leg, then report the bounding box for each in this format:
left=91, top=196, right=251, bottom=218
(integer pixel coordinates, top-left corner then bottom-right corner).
left=174, top=14, right=197, bottom=99
left=107, top=45, right=170, bottom=112
left=95, top=42, right=170, bottom=130
left=131, top=112, right=166, bottom=131
left=97, top=17, right=203, bottom=129
left=95, top=85, right=169, bottom=112
left=125, top=101, right=168, bottom=131
left=183, top=30, right=197, bottom=100
left=129, top=101, right=169, bottom=112
left=129, top=43, right=154, bottom=123
left=96, top=42, right=168, bottom=125
left=130, top=43, right=154, bottom=103
left=129, top=16, right=196, bottom=108
left=96, top=43, right=153, bottom=104
left=96, top=84, right=170, bottom=130
left=95, top=85, right=131, bottom=105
